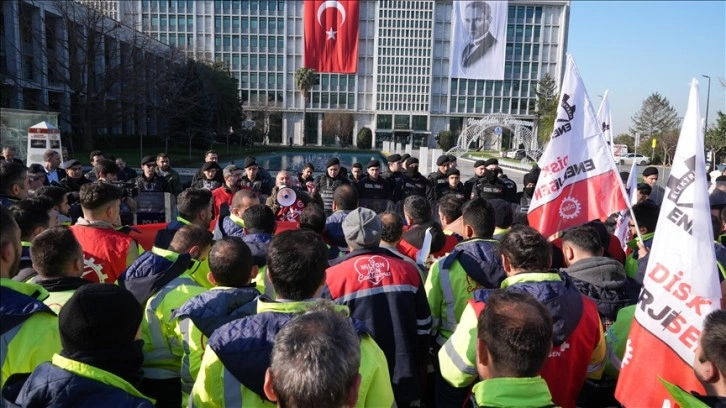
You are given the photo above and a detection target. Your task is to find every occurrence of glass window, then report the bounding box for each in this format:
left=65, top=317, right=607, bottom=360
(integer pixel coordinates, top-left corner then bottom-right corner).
left=242, top=17, right=249, bottom=29
left=242, top=55, right=249, bottom=66
left=251, top=55, right=257, bottom=67
left=223, top=36, right=230, bottom=46
left=251, top=18, right=258, bottom=29
left=377, top=114, right=393, bottom=129
left=242, top=37, right=249, bottom=47
left=233, top=36, right=240, bottom=47
left=169, top=16, right=176, bottom=30
left=214, top=35, right=221, bottom=46
left=232, top=17, right=240, bottom=29
left=260, top=55, right=266, bottom=68
left=250, top=72, right=257, bottom=84
left=412, top=115, right=427, bottom=130
left=160, top=15, right=167, bottom=28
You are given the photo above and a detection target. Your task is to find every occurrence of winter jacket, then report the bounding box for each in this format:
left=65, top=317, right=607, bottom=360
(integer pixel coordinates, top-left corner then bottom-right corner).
left=0, top=279, right=61, bottom=388
left=153, top=216, right=190, bottom=250
left=471, top=376, right=557, bottom=408
left=325, top=210, right=352, bottom=259
left=324, top=247, right=432, bottom=404
left=172, top=286, right=260, bottom=404
left=565, top=256, right=638, bottom=329
left=36, top=276, right=93, bottom=314
left=3, top=354, right=153, bottom=407
left=314, top=174, right=350, bottom=214
left=136, top=173, right=170, bottom=193
left=439, top=272, right=606, bottom=408
left=190, top=300, right=394, bottom=408
left=242, top=233, right=273, bottom=268
left=624, top=232, right=654, bottom=285
left=425, top=238, right=505, bottom=345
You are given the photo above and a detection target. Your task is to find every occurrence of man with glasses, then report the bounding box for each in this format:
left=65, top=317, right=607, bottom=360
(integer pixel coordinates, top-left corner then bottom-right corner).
left=136, top=155, right=171, bottom=193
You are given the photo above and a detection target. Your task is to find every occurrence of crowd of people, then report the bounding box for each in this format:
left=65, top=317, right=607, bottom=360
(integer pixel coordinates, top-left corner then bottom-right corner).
left=1, top=145, right=726, bottom=407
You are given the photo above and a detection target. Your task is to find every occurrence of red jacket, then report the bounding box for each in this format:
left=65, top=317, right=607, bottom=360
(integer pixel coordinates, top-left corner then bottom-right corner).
left=212, top=186, right=236, bottom=219
left=70, top=225, right=137, bottom=283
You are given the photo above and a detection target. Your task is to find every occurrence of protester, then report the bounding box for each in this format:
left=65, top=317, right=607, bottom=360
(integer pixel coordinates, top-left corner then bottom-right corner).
left=156, top=153, right=183, bottom=196
left=0, top=206, right=61, bottom=388
left=378, top=211, right=422, bottom=272
left=1, top=146, right=24, bottom=164
left=263, top=302, right=363, bottom=408
left=642, top=166, right=664, bottom=206
left=211, top=164, right=242, bottom=220
left=397, top=195, right=449, bottom=260
left=215, top=189, right=259, bottom=239
left=59, top=159, right=91, bottom=203
left=426, top=198, right=504, bottom=356
left=324, top=207, right=432, bottom=407
left=488, top=198, right=514, bottom=240
left=297, top=162, right=315, bottom=186
left=29, top=227, right=90, bottom=313
left=636, top=182, right=652, bottom=203
left=27, top=164, right=47, bottom=194
left=70, top=183, right=141, bottom=283
left=2, top=283, right=153, bottom=406
left=172, top=236, right=261, bottom=405
left=242, top=204, right=276, bottom=297
left=34, top=185, right=72, bottom=225
left=240, top=156, right=272, bottom=198
left=0, top=161, right=30, bottom=208
left=471, top=290, right=557, bottom=407
left=299, top=202, right=327, bottom=235
left=9, top=196, right=56, bottom=272
left=119, top=224, right=212, bottom=408
left=266, top=170, right=320, bottom=222
left=437, top=195, right=465, bottom=238
left=154, top=188, right=213, bottom=249
left=324, top=184, right=359, bottom=260
left=191, top=230, right=394, bottom=407
left=439, top=225, right=606, bottom=408
left=624, top=200, right=660, bottom=284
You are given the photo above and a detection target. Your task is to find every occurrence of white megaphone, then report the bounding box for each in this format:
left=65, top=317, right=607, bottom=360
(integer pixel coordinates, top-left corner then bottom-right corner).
left=276, top=187, right=297, bottom=207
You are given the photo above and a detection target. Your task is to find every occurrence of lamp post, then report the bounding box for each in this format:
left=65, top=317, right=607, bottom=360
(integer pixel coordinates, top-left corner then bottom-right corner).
left=702, top=75, right=712, bottom=170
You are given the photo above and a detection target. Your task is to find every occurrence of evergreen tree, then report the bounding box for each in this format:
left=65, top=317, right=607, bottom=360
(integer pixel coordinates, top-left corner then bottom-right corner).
left=535, top=73, right=558, bottom=145
left=629, top=92, right=680, bottom=139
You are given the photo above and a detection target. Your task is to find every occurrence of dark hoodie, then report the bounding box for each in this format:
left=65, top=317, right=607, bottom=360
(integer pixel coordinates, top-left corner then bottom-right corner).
left=117, top=250, right=194, bottom=305
left=325, top=210, right=352, bottom=260
left=439, top=238, right=505, bottom=289
left=397, top=222, right=447, bottom=259
left=171, top=286, right=261, bottom=339
left=35, top=276, right=92, bottom=294
left=564, top=256, right=637, bottom=329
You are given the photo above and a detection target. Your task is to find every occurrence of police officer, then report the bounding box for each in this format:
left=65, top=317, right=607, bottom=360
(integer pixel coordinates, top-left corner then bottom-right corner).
left=240, top=157, right=272, bottom=198
left=440, top=168, right=467, bottom=201
left=384, top=154, right=404, bottom=187
left=464, top=159, right=487, bottom=200
left=393, top=157, right=434, bottom=203
left=357, top=160, right=393, bottom=202
left=485, top=159, right=517, bottom=203
left=429, top=155, right=451, bottom=200
left=314, top=158, right=350, bottom=215
left=472, top=159, right=507, bottom=201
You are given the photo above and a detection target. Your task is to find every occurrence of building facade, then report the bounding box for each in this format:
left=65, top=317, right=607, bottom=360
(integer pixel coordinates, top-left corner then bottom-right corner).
left=8, top=0, right=570, bottom=150
left=1, top=0, right=173, bottom=145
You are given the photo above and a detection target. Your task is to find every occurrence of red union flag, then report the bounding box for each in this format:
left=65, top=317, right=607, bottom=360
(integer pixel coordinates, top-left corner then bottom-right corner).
left=527, top=55, right=627, bottom=239
left=304, top=0, right=359, bottom=73
left=615, top=79, right=721, bottom=407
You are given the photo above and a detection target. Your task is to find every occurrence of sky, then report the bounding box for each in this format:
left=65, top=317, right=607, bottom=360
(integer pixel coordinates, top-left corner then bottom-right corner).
left=567, top=1, right=726, bottom=136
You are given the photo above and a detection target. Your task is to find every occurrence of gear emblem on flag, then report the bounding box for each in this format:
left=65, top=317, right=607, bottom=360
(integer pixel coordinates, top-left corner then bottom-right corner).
left=622, top=339, right=634, bottom=367
left=558, top=196, right=582, bottom=220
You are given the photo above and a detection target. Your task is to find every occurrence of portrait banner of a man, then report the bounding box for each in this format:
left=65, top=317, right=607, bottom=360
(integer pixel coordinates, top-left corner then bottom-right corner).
left=450, top=0, right=508, bottom=80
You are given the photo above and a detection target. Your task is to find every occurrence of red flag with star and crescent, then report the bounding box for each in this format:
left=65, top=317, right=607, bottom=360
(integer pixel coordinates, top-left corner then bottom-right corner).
left=304, top=0, right=359, bottom=73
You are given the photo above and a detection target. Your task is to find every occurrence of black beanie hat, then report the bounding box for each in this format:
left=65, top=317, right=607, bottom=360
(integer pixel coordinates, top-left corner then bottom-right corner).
left=523, top=172, right=538, bottom=186
left=59, top=284, right=143, bottom=354
left=387, top=154, right=402, bottom=163
left=401, top=153, right=411, bottom=162
left=352, top=162, right=363, bottom=169
left=483, top=158, right=499, bottom=167
left=140, top=155, right=155, bottom=166
left=642, top=166, right=659, bottom=177
left=326, top=157, right=340, bottom=168
left=446, top=168, right=460, bottom=177
left=405, top=157, right=419, bottom=166
left=367, top=159, right=380, bottom=169
left=436, top=155, right=450, bottom=166
left=474, top=160, right=487, bottom=168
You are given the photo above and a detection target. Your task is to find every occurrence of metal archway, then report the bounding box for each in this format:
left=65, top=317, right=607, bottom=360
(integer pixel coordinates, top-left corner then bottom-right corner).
left=446, top=114, right=538, bottom=161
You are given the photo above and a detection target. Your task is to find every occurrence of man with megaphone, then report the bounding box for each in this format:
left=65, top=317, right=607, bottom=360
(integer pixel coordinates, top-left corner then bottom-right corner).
left=266, top=171, right=321, bottom=223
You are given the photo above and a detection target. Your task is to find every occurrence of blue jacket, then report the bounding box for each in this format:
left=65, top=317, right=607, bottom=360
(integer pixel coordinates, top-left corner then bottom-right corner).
left=152, top=218, right=188, bottom=249
left=172, top=286, right=261, bottom=338
left=3, top=359, right=153, bottom=407
left=0, top=283, right=55, bottom=336
left=220, top=216, right=245, bottom=239
left=325, top=210, right=351, bottom=259
left=242, top=233, right=273, bottom=268
left=207, top=302, right=369, bottom=400
left=440, top=238, right=505, bottom=289
left=118, top=248, right=194, bottom=305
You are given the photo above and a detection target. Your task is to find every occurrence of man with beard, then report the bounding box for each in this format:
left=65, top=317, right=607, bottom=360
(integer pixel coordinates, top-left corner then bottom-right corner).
left=315, top=158, right=351, bottom=216
left=350, top=163, right=364, bottom=185
left=297, top=163, right=316, bottom=186
left=136, top=155, right=171, bottom=193
left=156, top=153, right=183, bottom=196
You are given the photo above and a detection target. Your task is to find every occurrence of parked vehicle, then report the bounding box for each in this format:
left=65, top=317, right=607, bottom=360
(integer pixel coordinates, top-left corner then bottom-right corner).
left=619, top=153, right=651, bottom=166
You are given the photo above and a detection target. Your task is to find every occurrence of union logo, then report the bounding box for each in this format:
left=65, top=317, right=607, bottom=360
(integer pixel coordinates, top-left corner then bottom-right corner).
left=354, top=255, right=391, bottom=285
left=558, top=196, right=582, bottom=220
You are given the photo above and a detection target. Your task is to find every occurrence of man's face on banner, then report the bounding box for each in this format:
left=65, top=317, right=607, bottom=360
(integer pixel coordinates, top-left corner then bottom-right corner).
left=465, top=2, right=492, bottom=41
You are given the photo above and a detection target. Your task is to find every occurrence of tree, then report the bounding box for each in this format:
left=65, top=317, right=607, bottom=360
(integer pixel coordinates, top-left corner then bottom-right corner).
left=613, top=133, right=635, bottom=152
left=630, top=92, right=680, bottom=140
left=295, top=67, right=317, bottom=145
left=356, top=127, right=373, bottom=149
left=534, top=73, right=558, bottom=145
left=638, top=130, right=679, bottom=166
left=438, top=130, right=455, bottom=151
left=322, top=111, right=355, bottom=147
left=706, top=111, right=726, bottom=166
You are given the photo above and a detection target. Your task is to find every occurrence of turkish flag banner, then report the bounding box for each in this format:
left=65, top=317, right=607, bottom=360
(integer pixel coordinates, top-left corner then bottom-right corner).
left=527, top=55, right=628, bottom=239
left=615, top=79, right=720, bottom=407
left=304, top=0, right=359, bottom=74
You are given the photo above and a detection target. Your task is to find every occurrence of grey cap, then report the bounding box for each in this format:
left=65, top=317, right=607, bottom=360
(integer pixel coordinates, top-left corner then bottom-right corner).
left=223, top=164, right=240, bottom=177
left=342, top=207, right=382, bottom=250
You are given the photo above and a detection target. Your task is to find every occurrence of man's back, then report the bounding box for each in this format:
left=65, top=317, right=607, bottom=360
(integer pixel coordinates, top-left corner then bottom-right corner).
left=325, top=248, right=431, bottom=404
left=0, top=279, right=61, bottom=388
left=191, top=300, right=394, bottom=407
left=439, top=272, right=606, bottom=408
